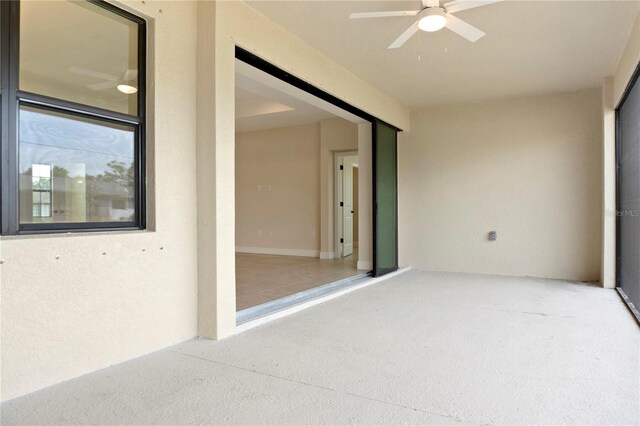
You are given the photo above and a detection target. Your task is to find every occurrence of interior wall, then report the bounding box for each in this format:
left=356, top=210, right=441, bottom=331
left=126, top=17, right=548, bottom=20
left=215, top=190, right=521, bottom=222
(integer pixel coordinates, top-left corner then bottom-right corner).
left=319, top=118, right=358, bottom=259
left=235, top=123, right=320, bottom=256
left=399, top=89, right=603, bottom=282
left=1, top=0, right=198, bottom=402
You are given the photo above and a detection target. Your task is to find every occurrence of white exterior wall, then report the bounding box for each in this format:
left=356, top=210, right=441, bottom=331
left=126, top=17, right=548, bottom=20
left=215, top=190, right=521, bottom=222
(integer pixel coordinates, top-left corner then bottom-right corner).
left=1, top=0, right=410, bottom=401
left=399, top=89, right=603, bottom=282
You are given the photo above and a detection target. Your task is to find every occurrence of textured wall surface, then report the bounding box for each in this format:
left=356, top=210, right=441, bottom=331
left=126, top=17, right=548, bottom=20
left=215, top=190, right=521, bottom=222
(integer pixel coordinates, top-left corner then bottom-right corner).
left=1, top=0, right=412, bottom=401
left=399, top=89, right=603, bottom=281
left=1, top=1, right=199, bottom=401
left=614, top=12, right=640, bottom=107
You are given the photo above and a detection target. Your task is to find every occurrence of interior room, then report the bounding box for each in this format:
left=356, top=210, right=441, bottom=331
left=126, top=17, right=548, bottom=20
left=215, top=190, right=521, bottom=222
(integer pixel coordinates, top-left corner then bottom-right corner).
left=235, top=60, right=372, bottom=315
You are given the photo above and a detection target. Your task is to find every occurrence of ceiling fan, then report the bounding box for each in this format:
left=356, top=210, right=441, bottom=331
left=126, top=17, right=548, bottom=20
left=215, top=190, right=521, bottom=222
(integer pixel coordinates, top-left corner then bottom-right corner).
left=68, top=66, right=139, bottom=94
left=349, top=0, right=503, bottom=49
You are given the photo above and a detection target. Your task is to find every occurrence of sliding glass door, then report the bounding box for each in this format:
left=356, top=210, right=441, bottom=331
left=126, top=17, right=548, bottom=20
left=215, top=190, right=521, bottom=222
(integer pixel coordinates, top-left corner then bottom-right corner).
left=373, top=121, right=398, bottom=277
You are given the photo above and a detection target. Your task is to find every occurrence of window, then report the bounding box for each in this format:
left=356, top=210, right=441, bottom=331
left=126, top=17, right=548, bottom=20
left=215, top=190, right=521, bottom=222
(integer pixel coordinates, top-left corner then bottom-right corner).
left=0, top=0, right=145, bottom=234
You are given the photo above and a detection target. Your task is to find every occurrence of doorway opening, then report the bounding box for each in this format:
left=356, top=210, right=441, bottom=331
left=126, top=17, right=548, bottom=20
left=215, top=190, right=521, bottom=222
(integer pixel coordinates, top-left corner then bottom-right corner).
left=234, top=59, right=369, bottom=320
left=234, top=48, right=399, bottom=324
left=335, top=151, right=359, bottom=260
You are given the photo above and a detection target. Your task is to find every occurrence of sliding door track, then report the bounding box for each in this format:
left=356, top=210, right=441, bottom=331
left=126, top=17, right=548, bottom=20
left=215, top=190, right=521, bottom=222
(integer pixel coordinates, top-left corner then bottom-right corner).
left=237, top=273, right=371, bottom=325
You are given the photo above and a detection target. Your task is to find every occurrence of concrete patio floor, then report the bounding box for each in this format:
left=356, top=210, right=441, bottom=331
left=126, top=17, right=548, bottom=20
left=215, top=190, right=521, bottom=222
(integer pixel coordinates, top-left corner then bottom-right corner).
left=2, top=270, right=639, bottom=425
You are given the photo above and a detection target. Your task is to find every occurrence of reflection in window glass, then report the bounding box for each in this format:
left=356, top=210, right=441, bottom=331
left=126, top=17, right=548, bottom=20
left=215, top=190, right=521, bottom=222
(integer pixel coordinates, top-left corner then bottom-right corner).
left=31, top=164, right=52, bottom=217
left=20, top=1, right=139, bottom=115
left=19, top=106, right=136, bottom=224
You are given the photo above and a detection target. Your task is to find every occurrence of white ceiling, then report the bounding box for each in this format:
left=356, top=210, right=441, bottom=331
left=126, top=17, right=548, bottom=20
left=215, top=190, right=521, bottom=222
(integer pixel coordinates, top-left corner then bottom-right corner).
left=236, top=60, right=365, bottom=132
left=245, top=0, right=640, bottom=109
left=235, top=76, right=337, bottom=132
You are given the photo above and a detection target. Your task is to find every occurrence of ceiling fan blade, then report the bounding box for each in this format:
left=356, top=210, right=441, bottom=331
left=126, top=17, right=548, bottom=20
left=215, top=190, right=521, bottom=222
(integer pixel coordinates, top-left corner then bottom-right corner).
left=350, top=10, right=419, bottom=19
left=123, top=69, right=138, bottom=81
left=388, top=20, right=420, bottom=49
left=445, top=14, right=485, bottom=42
left=443, top=0, right=502, bottom=14
left=68, top=66, right=118, bottom=82
left=88, top=80, right=118, bottom=91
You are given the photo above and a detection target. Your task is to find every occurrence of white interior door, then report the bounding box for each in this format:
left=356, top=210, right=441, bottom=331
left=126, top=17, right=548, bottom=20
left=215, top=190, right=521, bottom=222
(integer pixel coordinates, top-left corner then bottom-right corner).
left=342, top=159, right=355, bottom=257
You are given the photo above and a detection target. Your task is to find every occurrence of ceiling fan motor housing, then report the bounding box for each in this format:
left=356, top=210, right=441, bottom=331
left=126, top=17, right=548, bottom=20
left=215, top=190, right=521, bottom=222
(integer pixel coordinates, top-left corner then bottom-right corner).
left=419, top=7, right=447, bottom=32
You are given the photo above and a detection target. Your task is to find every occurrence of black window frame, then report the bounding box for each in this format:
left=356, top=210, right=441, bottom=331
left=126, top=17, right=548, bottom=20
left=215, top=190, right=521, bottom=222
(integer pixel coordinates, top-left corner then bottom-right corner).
left=0, top=0, right=146, bottom=235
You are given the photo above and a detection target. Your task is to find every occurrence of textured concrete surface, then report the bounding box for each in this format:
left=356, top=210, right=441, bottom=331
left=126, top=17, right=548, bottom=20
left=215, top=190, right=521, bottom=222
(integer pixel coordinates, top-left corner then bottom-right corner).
left=2, top=270, right=639, bottom=425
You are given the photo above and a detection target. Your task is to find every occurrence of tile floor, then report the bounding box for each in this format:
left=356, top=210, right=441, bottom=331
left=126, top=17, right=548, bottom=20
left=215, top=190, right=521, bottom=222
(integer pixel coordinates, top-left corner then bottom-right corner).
left=236, top=249, right=360, bottom=310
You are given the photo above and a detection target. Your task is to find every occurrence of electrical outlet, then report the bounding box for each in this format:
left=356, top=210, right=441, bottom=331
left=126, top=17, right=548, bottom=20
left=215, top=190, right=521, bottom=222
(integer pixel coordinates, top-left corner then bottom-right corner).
left=257, top=230, right=262, bottom=236
left=257, top=185, right=261, bottom=192
left=268, top=231, right=272, bottom=238
left=488, top=231, right=497, bottom=241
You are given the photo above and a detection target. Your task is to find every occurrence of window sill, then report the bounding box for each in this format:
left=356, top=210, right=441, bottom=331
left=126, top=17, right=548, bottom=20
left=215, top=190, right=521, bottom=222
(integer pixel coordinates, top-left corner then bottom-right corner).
left=1, top=228, right=152, bottom=241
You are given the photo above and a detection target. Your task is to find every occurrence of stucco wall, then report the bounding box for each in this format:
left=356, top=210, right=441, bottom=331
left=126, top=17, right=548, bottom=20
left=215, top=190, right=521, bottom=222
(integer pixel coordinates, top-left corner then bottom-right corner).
left=235, top=124, right=321, bottom=256
left=1, top=1, right=199, bottom=401
left=196, top=1, right=410, bottom=340
left=399, top=89, right=603, bottom=281
left=614, top=12, right=640, bottom=107
left=0, top=0, right=409, bottom=400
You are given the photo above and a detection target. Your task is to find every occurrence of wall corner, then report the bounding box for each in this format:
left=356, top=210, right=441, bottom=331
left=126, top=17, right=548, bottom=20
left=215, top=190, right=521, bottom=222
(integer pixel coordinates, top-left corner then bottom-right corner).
left=601, top=77, right=616, bottom=289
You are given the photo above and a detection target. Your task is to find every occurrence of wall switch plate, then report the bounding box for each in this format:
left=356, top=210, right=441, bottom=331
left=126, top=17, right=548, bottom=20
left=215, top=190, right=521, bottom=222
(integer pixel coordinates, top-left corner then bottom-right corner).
left=489, top=231, right=497, bottom=241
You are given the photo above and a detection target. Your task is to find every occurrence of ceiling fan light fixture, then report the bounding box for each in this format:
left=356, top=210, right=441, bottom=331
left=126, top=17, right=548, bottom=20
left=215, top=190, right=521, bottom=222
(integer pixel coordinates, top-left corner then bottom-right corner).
left=117, top=84, right=138, bottom=94
left=418, top=7, right=446, bottom=32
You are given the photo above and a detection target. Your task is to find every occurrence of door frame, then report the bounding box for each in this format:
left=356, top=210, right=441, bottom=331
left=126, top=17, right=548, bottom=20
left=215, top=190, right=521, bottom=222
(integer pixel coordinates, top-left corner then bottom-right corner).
left=235, top=46, right=401, bottom=277
left=334, top=151, right=358, bottom=258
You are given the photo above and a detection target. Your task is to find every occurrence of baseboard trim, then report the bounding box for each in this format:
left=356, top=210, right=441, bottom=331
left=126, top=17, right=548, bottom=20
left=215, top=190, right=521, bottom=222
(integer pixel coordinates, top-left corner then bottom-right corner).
left=319, top=251, right=335, bottom=259
left=236, top=246, right=319, bottom=258
left=357, top=260, right=372, bottom=270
